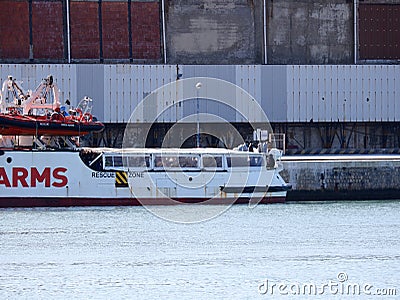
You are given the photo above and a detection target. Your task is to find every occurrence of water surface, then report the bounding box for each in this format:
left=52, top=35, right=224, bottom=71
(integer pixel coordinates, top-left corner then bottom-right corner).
left=0, top=201, right=399, bottom=299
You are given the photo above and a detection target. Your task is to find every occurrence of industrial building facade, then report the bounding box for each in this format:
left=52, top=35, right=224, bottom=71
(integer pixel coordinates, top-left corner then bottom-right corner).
left=0, top=0, right=400, bottom=151
left=1, top=0, right=399, bottom=64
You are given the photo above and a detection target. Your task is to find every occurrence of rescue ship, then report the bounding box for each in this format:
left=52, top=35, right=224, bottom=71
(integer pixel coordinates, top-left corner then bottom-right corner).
left=0, top=146, right=290, bottom=207
left=0, top=75, right=291, bottom=207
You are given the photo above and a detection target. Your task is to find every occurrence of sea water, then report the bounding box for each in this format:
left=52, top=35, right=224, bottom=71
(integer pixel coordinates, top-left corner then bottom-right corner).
left=0, top=201, right=399, bottom=299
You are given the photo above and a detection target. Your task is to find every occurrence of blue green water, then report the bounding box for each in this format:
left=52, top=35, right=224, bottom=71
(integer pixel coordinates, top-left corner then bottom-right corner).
left=0, top=201, right=399, bottom=299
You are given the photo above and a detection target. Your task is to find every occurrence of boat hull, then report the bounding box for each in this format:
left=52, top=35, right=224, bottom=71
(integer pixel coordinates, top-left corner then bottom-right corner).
left=0, top=114, right=104, bottom=136
left=0, top=195, right=286, bottom=208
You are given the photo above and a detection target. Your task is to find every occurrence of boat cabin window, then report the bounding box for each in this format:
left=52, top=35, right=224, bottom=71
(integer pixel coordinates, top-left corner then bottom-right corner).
left=227, top=155, right=249, bottom=167
left=114, top=156, right=123, bottom=167
left=105, top=156, right=114, bottom=168
left=250, top=156, right=264, bottom=167
left=226, top=155, right=264, bottom=168
left=104, top=155, right=124, bottom=170
left=154, top=155, right=199, bottom=169
left=104, top=154, right=150, bottom=170
left=202, top=155, right=223, bottom=169
left=127, top=155, right=150, bottom=168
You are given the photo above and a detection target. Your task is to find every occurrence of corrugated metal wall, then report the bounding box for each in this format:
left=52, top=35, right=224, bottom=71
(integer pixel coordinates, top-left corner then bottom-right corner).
left=286, top=65, right=400, bottom=122
left=1, top=64, right=399, bottom=123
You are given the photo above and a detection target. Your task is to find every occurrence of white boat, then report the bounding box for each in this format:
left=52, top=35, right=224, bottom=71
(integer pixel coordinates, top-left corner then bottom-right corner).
left=0, top=146, right=291, bottom=207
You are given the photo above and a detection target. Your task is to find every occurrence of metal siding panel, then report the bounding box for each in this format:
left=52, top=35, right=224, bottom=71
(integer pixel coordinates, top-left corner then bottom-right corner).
left=365, top=66, right=373, bottom=122
left=324, top=66, right=332, bottom=122
left=311, top=66, right=319, bottom=122
left=271, top=65, right=287, bottom=122
left=110, top=66, right=118, bottom=122
left=286, top=66, right=294, bottom=122
left=116, top=65, right=126, bottom=123
left=299, top=66, right=307, bottom=122
left=126, top=65, right=134, bottom=122
left=236, top=65, right=245, bottom=122
left=164, top=66, right=172, bottom=121
left=348, top=66, right=357, bottom=122
left=171, top=65, right=181, bottom=122
left=362, top=66, right=368, bottom=122
left=337, top=65, right=345, bottom=122
left=253, top=65, right=262, bottom=122
left=122, top=66, right=130, bottom=123
left=142, top=66, right=155, bottom=123
left=367, top=66, right=376, bottom=121
left=331, top=66, right=339, bottom=122
left=236, top=65, right=247, bottom=122
left=371, top=65, right=377, bottom=121
left=143, top=66, right=151, bottom=96
left=395, top=67, right=400, bottom=122
left=359, top=67, right=369, bottom=122
left=57, top=65, right=77, bottom=110
left=20, top=65, right=34, bottom=90
left=291, top=66, right=301, bottom=122
left=155, top=66, right=168, bottom=123
left=261, top=66, right=274, bottom=122
left=242, top=66, right=251, bottom=117
left=0, top=64, right=13, bottom=84
left=182, top=65, right=236, bottom=84
left=356, top=66, right=365, bottom=121
left=160, top=65, right=170, bottom=122
left=131, top=65, right=141, bottom=121
left=127, top=65, right=134, bottom=121
left=375, top=65, right=386, bottom=121
left=343, top=66, right=351, bottom=122
left=381, top=65, right=388, bottom=122
left=319, top=66, right=327, bottom=121
left=181, top=65, right=236, bottom=123
left=305, top=66, right=313, bottom=122
left=387, top=66, right=396, bottom=121
left=77, top=64, right=104, bottom=122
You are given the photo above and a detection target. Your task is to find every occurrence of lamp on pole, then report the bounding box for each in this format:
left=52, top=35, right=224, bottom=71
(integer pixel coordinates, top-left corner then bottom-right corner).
left=195, top=82, right=202, bottom=148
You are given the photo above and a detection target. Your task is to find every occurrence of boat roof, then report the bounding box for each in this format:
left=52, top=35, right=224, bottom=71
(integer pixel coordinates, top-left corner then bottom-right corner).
left=81, top=147, right=263, bottom=156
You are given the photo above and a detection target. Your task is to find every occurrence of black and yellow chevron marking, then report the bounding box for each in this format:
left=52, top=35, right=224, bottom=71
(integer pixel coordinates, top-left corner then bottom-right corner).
left=115, top=171, right=128, bottom=187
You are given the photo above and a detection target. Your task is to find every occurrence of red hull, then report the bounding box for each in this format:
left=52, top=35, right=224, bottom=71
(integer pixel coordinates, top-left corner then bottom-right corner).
left=0, top=113, right=104, bottom=136
left=0, top=196, right=285, bottom=208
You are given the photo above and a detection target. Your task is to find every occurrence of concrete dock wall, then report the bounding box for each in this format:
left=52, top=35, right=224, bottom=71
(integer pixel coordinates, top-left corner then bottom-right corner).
left=281, top=157, right=400, bottom=200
